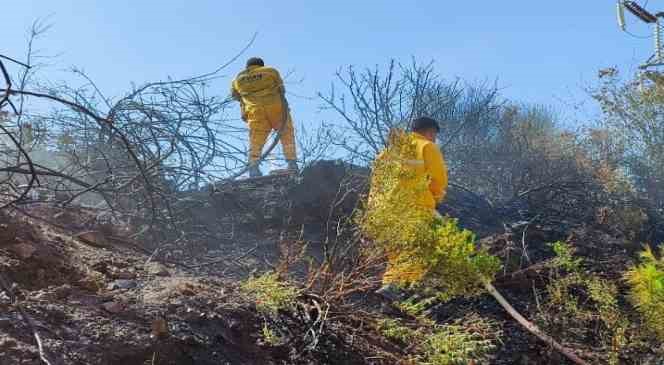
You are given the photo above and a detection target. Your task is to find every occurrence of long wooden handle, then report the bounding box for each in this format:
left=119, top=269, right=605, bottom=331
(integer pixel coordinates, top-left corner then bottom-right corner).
left=483, top=280, right=591, bottom=365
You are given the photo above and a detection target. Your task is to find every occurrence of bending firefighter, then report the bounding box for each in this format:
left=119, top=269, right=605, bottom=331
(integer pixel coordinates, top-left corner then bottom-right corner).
left=231, top=57, right=298, bottom=177
left=370, top=117, right=449, bottom=300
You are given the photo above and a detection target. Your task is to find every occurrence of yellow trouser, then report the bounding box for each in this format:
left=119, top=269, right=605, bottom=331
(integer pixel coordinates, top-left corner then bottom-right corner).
left=245, top=102, right=296, bottom=162
left=382, top=210, right=441, bottom=285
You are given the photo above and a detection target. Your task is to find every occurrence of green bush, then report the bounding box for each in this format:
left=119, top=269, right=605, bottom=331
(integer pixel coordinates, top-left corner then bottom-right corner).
left=418, top=317, right=498, bottom=365
left=241, top=272, right=299, bottom=315
left=261, top=323, right=282, bottom=346
left=549, top=241, right=583, bottom=272
left=375, top=314, right=499, bottom=365
left=376, top=318, right=421, bottom=343
left=539, top=241, right=628, bottom=364
left=625, top=246, right=664, bottom=340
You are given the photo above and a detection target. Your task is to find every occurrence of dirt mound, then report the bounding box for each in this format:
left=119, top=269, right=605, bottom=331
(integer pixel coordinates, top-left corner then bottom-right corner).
left=0, top=209, right=399, bottom=365
left=175, top=160, right=509, bottom=257
left=0, top=211, right=269, bottom=364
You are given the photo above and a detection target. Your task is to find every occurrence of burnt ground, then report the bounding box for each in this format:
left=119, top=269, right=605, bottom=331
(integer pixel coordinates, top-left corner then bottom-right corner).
left=0, top=161, right=662, bottom=364
left=0, top=204, right=396, bottom=365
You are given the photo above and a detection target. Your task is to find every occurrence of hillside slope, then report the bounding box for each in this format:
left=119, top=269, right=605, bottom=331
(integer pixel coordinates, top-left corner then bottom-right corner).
left=0, top=161, right=661, bottom=364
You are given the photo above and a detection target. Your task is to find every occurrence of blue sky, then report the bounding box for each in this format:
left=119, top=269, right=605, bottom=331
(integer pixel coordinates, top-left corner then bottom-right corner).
left=3, top=1, right=657, bottom=128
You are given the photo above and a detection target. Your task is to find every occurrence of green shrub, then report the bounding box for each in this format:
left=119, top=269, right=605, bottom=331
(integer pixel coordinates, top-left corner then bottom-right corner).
left=261, top=323, right=282, bottom=346
left=549, top=241, right=582, bottom=272
left=398, top=295, right=438, bottom=318
left=375, top=314, right=499, bottom=365
left=376, top=318, right=421, bottom=343
left=241, top=272, right=299, bottom=315
left=540, top=241, right=628, bottom=364
left=587, top=277, right=628, bottom=365
left=417, top=317, right=498, bottom=365
left=625, top=246, right=664, bottom=340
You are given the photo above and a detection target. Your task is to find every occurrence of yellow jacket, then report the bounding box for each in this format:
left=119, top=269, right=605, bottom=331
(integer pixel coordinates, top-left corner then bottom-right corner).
left=400, top=132, right=448, bottom=209
left=231, top=65, right=285, bottom=108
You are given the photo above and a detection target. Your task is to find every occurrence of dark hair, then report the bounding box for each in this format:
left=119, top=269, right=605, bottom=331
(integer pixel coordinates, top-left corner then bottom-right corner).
left=246, top=57, right=265, bottom=67
left=411, top=117, right=440, bottom=133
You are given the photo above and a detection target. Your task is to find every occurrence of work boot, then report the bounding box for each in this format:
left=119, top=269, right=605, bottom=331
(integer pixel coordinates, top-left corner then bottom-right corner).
left=286, top=159, right=298, bottom=172
left=248, top=164, right=262, bottom=178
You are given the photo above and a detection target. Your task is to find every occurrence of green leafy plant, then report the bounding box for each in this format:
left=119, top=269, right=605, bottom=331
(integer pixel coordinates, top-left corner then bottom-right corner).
left=261, top=323, right=281, bottom=346
left=241, top=272, right=299, bottom=315
left=375, top=313, right=499, bottom=365
left=625, top=246, right=664, bottom=340
left=398, top=295, right=438, bottom=318
left=418, top=316, right=498, bottom=365
left=587, top=277, right=628, bottom=365
left=550, top=241, right=583, bottom=272
left=376, top=318, right=421, bottom=343
left=539, top=241, right=628, bottom=365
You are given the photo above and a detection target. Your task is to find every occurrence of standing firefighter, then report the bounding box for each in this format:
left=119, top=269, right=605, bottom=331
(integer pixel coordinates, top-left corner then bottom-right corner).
left=231, top=57, right=298, bottom=177
left=368, top=117, right=449, bottom=299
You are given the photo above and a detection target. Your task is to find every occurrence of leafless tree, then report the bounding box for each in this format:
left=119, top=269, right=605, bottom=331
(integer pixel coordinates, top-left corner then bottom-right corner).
left=0, top=23, right=303, bottom=257
left=320, top=60, right=629, bottom=227
left=319, top=60, right=503, bottom=166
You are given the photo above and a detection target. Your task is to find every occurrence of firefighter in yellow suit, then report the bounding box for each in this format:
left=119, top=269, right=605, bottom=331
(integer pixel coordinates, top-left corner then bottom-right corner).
left=373, top=117, right=448, bottom=300
left=231, top=57, right=297, bottom=177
